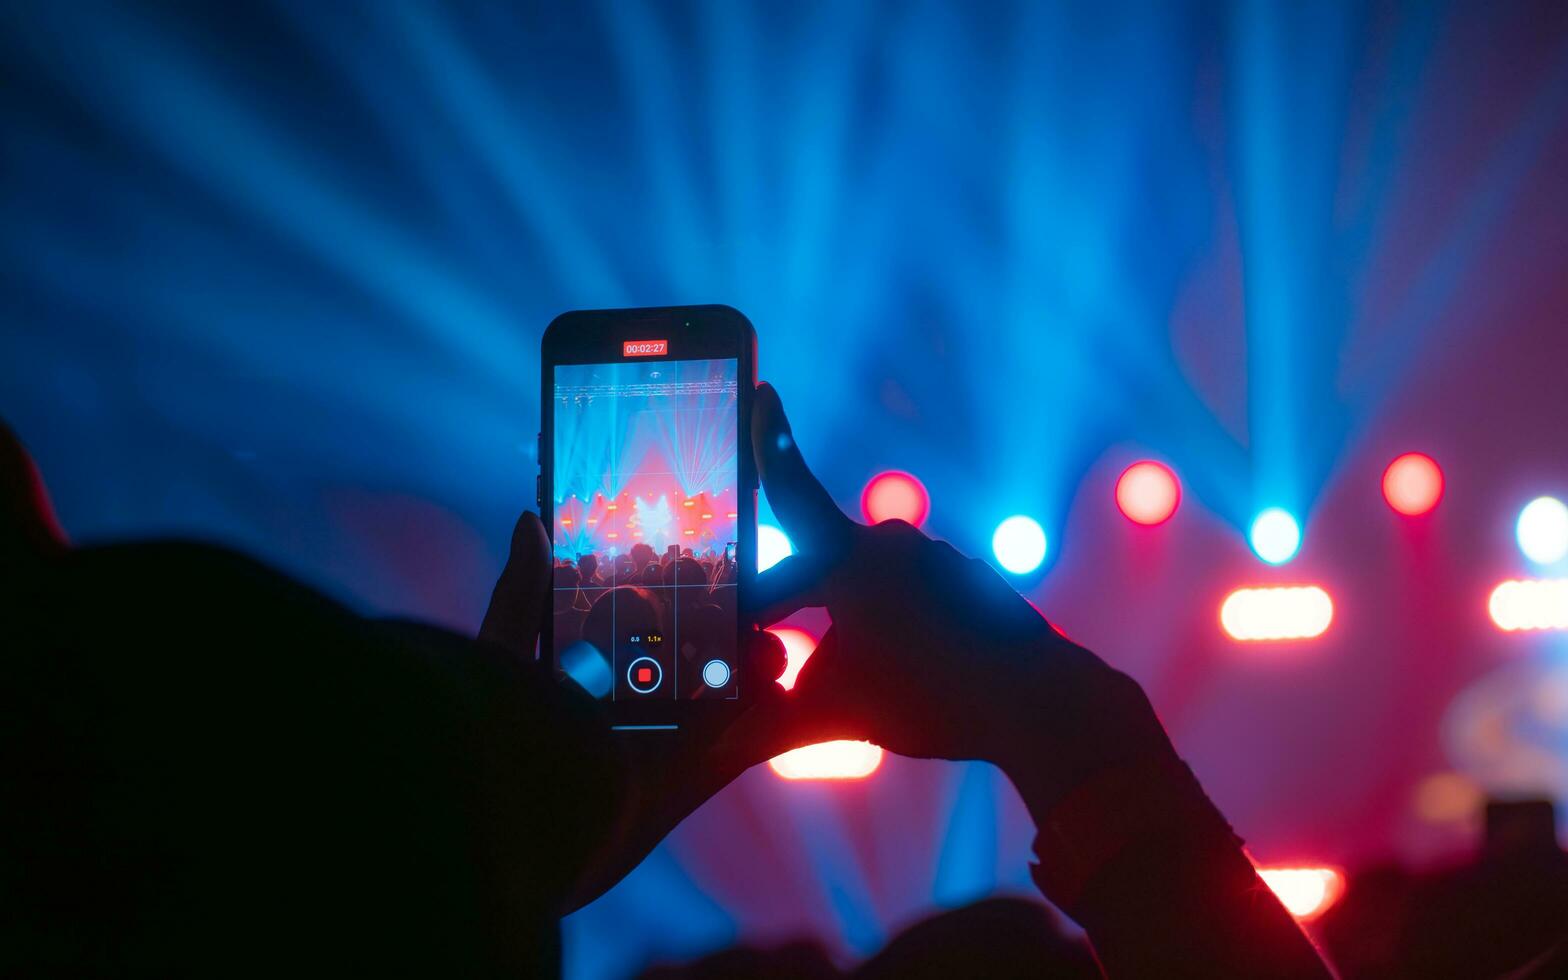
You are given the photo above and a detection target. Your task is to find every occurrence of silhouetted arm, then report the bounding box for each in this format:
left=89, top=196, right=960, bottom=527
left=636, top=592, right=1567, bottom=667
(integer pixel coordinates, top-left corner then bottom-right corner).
left=747, top=383, right=1330, bottom=979
left=1001, top=698, right=1329, bottom=978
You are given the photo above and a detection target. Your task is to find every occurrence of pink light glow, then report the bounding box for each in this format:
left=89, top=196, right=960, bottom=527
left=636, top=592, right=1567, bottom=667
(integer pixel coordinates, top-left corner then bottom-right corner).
left=763, top=627, right=886, bottom=780
left=1257, top=866, right=1345, bottom=920
left=1382, top=453, right=1444, bottom=516
left=769, top=741, right=884, bottom=780
left=860, top=470, right=931, bottom=527
left=1115, top=461, right=1181, bottom=525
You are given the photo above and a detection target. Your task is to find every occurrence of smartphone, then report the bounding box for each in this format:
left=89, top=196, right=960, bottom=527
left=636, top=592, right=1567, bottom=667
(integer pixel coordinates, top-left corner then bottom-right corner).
left=540, top=305, right=757, bottom=733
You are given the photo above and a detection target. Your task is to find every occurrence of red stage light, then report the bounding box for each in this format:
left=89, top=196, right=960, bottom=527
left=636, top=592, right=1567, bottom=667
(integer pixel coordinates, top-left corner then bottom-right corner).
left=1221, top=586, right=1334, bottom=641
left=1489, top=578, right=1568, bottom=631
left=769, top=741, right=884, bottom=780
left=1115, top=461, right=1180, bottom=525
left=861, top=470, right=930, bottom=527
left=1382, top=453, right=1443, bottom=516
left=762, top=626, right=886, bottom=780
left=1257, top=866, right=1345, bottom=920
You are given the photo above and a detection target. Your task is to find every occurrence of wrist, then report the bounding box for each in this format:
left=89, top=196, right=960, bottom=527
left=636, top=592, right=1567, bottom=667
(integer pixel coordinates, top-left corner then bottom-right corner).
left=986, top=645, right=1174, bottom=813
left=1023, top=752, right=1238, bottom=914
left=980, top=648, right=1240, bottom=917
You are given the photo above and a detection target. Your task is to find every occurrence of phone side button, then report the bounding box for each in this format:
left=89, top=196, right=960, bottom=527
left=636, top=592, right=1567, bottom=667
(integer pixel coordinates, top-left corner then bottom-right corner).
left=536, top=473, right=543, bottom=510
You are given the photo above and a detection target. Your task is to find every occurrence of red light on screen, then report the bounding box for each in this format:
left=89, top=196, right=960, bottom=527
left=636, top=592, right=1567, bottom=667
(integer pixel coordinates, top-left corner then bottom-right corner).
left=860, top=471, right=930, bottom=527
left=1115, top=461, right=1180, bottom=525
left=1220, top=586, right=1333, bottom=641
left=1257, top=866, right=1345, bottom=920
left=1382, top=453, right=1443, bottom=516
left=623, top=339, right=668, bottom=357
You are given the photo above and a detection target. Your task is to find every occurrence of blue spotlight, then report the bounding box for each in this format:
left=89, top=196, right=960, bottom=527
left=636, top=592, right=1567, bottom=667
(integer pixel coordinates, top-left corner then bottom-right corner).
left=992, top=515, right=1047, bottom=574
left=1249, top=508, right=1302, bottom=564
left=1517, top=496, right=1568, bottom=565
left=758, top=523, right=793, bottom=572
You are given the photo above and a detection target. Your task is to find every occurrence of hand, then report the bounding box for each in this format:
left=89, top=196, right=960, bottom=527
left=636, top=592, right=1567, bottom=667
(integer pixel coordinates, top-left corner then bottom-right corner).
left=0, top=419, right=67, bottom=562
left=478, top=509, right=824, bottom=911
left=749, top=383, right=1172, bottom=806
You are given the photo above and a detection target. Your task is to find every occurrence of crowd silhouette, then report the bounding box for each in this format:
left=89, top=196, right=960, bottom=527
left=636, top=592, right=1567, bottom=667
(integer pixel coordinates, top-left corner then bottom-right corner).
left=638, top=800, right=1568, bottom=978
left=5, top=384, right=1566, bottom=977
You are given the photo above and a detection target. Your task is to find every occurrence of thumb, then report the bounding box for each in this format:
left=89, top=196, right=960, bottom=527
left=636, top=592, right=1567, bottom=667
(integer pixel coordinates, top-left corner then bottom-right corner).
left=710, top=629, right=869, bottom=772
left=478, top=511, right=552, bottom=660
left=751, top=383, right=854, bottom=561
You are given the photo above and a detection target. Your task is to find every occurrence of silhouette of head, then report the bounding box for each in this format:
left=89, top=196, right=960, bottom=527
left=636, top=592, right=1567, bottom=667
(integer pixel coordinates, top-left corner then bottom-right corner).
left=630, top=542, right=656, bottom=570
left=583, top=586, right=667, bottom=661
left=855, top=898, right=1098, bottom=980
left=553, top=564, right=581, bottom=612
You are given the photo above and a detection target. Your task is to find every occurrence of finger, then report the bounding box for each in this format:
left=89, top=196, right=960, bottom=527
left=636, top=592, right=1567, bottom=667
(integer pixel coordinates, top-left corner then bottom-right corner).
left=785, top=626, right=852, bottom=705
left=741, top=628, right=788, bottom=690
left=478, top=511, right=551, bottom=660
left=0, top=418, right=67, bottom=561
left=711, top=692, right=866, bottom=778
left=746, top=553, right=832, bottom=625
left=751, top=383, right=854, bottom=558
left=711, top=695, right=863, bottom=776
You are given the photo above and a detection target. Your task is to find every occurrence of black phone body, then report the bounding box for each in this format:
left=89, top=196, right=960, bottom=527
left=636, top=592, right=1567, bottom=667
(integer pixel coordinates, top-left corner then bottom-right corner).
left=540, top=305, right=757, bottom=733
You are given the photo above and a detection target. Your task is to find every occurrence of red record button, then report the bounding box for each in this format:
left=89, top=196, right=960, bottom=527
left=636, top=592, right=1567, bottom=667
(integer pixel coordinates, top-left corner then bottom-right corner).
left=627, top=656, right=662, bottom=694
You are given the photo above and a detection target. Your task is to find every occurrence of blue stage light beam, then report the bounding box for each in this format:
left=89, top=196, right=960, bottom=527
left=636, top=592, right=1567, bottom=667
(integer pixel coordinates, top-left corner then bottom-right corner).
left=1231, top=3, right=1357, bottom=525
left=932, top=762, right=1000, bottom=908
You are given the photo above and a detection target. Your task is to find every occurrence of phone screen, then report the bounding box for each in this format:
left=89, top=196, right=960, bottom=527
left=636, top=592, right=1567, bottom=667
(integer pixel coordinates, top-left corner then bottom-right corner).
left=550, top=356, right=740, bottom=702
